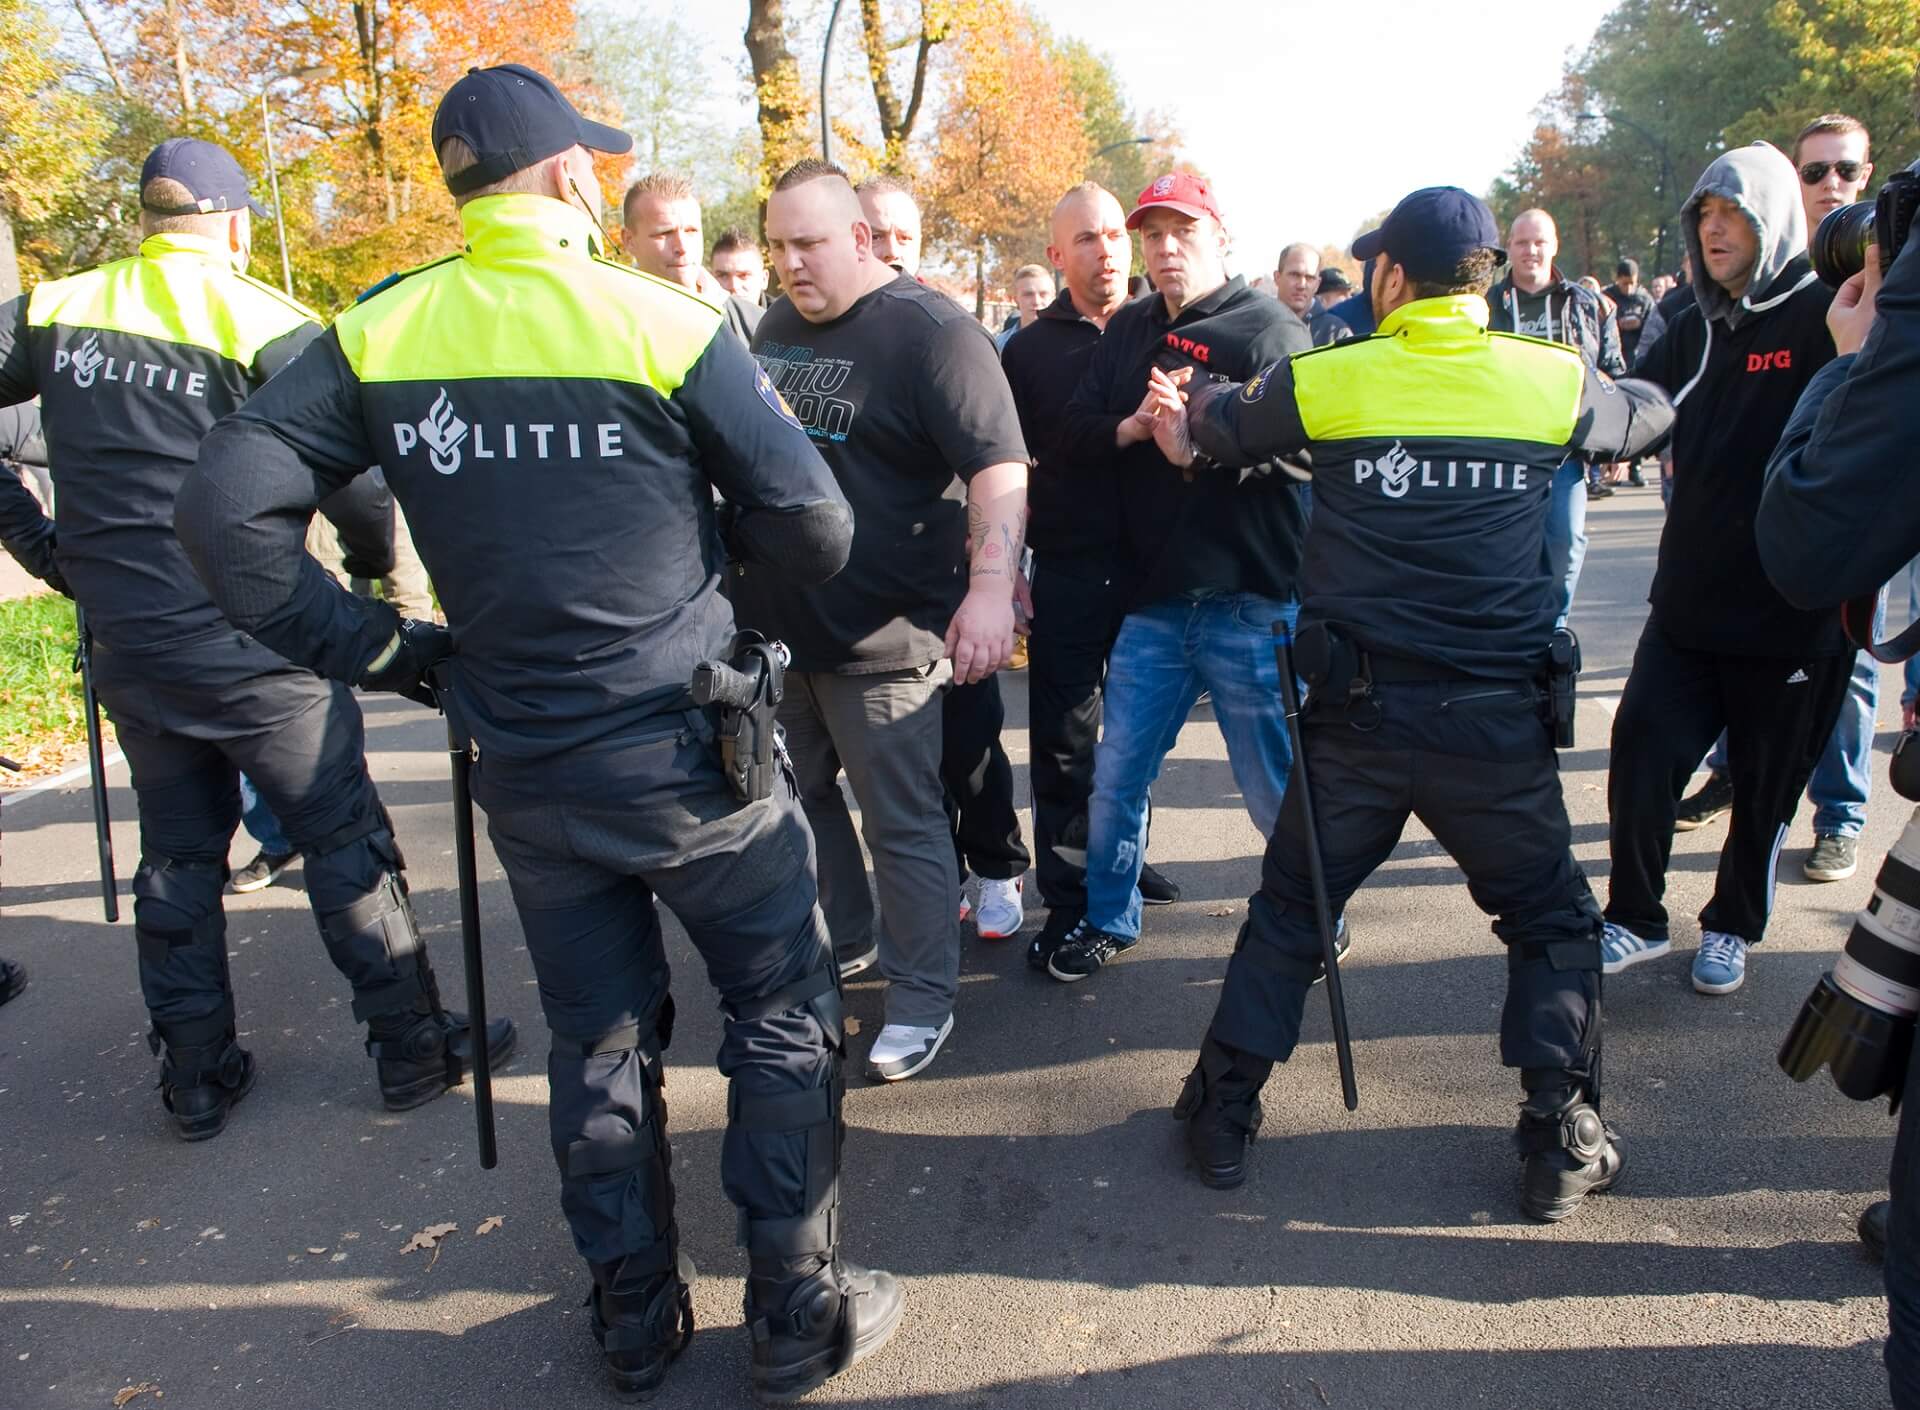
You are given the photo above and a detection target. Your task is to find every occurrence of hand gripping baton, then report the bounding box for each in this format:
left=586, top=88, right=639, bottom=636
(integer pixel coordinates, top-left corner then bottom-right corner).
left=73, top=608, right=118, bottom=923
left=431, top=664, right=496, bottom=1169
left=1272, top=621, right=1358, bottom=1111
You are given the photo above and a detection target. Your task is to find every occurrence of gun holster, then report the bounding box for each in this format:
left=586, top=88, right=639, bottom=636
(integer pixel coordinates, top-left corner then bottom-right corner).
left=1292, top=622, right=1371, bottom=716
left=698, top=632, right=788, bottom=804
left=1545, top=627, right=1581, bottom=750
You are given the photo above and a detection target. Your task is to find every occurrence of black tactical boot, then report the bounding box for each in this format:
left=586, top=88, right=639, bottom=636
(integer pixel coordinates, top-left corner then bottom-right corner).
left=589, top=1251, right=695, bottom=1402
left=366, top=1001, right=517, bottom=1111
left=151, top=1014, right=256, bottom=1142
left=0, top=957, right=26, bottom=1008
left=1173, top=1034, right=1274, bottom=1189
left=746, top=1256, right=904, bottom=1403
left=1515, top=1087, right=1623, bottom=1222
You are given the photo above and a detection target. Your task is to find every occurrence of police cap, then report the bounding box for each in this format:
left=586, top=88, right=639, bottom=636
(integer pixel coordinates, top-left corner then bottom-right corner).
left=140, top=138, right=269, bottom=218
left=433, top=64, right=633, bottom=197
left=1352, top=187, right=1506, bottom=282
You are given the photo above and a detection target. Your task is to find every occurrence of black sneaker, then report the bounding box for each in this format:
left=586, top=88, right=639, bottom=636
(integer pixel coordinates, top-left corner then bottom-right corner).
left=836, top=941, right=879, bottom=981
left=0, top=957, right=25, bottom=1009
left=230, top=849, right=296, bottom=893
left=1674, top=773, right=1733, bottom=832
left=1027, top=908, right=1084, bottom=971
left=1804, top=833, right=1859, bottom=883
left=1309, top=920, right=1354, bottom=986
left=1046, top=919, right=1135, bottom=983
left=1138, top=863, right=1180, bottom=906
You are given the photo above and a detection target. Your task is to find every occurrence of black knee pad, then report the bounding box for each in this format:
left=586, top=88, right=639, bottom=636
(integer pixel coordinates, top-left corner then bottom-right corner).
left=1507, top=938, right=1603, bottom=1102
left=132, top=856, right=227, bottom=970
left=561, top=1020, right=680, bottom=1288
left=318, top=869, right=435, bottom=1022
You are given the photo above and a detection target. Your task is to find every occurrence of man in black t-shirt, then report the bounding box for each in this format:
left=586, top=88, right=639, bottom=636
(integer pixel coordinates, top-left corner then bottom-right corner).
left=738, top=160, right=1030, bottom=1084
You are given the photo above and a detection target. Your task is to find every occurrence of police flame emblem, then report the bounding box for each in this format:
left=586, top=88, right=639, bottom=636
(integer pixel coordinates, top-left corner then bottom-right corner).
left=417, top=388, right=470, bottom=475
left=70, top=334, right=104, bottom=390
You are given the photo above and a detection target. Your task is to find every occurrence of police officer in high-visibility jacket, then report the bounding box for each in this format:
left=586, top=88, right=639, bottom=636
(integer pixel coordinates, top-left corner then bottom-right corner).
left=175, top=67, right=901, bottom=1401
left=0, top=138, right=514, bottom=1141
left=1149, top=188, right=1675, bottom=1222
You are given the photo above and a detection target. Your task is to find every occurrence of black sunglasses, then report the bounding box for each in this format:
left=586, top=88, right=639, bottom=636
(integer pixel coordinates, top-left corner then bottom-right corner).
left=1799, top=160, right=1865, bottom=185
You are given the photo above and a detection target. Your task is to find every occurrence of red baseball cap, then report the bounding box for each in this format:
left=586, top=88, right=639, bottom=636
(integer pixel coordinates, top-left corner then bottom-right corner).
left=1126, top=172, right=1222, bottom=229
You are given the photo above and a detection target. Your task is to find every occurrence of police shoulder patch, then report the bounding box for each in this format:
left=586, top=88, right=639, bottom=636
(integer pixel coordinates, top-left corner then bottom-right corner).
left=1241, top=360, right=1280, bottom=403
left=755, top=364, right=803, bottom=428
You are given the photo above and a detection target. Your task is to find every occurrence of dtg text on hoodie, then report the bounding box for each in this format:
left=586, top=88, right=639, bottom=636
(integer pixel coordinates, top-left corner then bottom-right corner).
left=1636, top=140, right=1840, bottom=656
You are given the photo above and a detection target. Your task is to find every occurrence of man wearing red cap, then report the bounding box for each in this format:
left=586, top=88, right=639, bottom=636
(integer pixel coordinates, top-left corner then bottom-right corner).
left=1045, top=172, right=1312, bottom=981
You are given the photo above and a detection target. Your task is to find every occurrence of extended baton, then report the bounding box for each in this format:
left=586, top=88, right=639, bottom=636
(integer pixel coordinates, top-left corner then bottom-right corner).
left=73, top=608, right=118, bottom=923
left=1272, top=621, right=1358, bottom=1111
left=433, top=665, right=496, bottom=1169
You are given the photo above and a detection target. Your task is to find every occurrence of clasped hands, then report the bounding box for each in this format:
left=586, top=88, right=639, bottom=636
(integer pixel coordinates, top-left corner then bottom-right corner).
left=1118, top=366, right=1199, bottom=473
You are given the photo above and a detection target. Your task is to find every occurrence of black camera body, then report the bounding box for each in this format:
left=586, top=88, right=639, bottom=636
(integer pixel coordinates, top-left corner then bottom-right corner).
left=1812, top=168, right=1920, bottom=288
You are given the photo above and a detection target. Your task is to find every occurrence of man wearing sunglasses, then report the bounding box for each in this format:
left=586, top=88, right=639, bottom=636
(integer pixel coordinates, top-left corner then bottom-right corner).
left=1798, top=114, right=1874, bottom=235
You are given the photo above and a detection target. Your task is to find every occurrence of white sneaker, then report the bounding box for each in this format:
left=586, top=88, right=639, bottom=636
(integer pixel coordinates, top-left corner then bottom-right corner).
left=865, top=1016, right=954, bottom=1082
left=1600, top=921, right=1670, bottom=975
left=973, top=876, right=1025, bottom=939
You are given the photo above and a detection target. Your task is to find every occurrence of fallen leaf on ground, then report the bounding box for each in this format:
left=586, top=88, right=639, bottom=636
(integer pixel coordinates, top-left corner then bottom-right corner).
left=113, top=1385, right=159, bottom=1407
left=844, top=1016, right=861, bottom=1036
left=1208, top=907, right=1236, bottom=917
left=399, top=1222, right=458, bottom=1254
left=474, top=1217, right=502, bottom=1236
left=306, top=1247, right=328, bottom=1255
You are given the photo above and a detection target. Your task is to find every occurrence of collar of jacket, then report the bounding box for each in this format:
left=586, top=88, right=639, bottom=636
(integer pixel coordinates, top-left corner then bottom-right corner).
left=458, top=193, right=606, bottom=266
left=1148, top=274, right=1246, bottom=327
left=1375, top=293, right=1492, bottom=345
left=137, top=231, right=233, bottom=266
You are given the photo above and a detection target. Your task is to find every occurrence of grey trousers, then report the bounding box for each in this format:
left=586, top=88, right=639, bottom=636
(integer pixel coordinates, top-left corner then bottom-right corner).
left=781, top=661, right=958, bottom=1028
left=306, top=502, right=434, bottom=619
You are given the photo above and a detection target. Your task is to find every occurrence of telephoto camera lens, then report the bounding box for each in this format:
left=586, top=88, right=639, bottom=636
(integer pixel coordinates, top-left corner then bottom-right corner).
left=1778, top=808, right=1920, bottom=1105
left=1810, top=201, right=1876, bottom=288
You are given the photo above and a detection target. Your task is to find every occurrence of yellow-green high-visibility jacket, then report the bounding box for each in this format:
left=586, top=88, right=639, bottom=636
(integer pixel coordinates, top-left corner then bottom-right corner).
left=0, top=233, right=320, bottom=651
left=178, top=194, right=850, bottom=761
left=1187, top=294, right=1674, bottom=678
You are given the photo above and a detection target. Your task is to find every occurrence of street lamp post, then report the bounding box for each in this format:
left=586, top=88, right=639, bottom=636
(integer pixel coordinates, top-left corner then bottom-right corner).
left=1579, top=109, right=1676, bottom=275
left=820, top=0, right=846, bottom=162
left=1092, top=135, right=1155, bottom=165
left=259, top=65, right=332, bottom=297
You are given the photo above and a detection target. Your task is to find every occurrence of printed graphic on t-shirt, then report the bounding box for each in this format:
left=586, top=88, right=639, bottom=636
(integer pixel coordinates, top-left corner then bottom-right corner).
left=1513, top=307, right=1556, bottom=340
left=753, top=341, right=856, bottom=443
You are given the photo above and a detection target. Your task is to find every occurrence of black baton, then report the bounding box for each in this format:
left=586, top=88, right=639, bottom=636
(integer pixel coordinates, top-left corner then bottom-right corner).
left=434, top=666, right=496, bottom=1169
left=1272, top=621, right=1358, bottom=1111
left=73, top=608, right=118, bottom=923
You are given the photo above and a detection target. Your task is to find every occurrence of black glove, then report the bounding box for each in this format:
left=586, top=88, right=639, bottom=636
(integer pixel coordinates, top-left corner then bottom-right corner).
left=358, top=617, right=451, bottom=708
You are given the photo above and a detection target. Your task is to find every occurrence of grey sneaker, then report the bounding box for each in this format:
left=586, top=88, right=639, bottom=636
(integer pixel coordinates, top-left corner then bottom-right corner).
left=230, top=849, right=296, bottom=893
left=1804, top=833, right=1859, bottom=883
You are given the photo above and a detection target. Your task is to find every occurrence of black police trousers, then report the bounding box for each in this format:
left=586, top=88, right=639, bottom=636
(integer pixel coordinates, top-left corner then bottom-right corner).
left=475, top=722, right=842, bottom=1277
left=1207, top=679, right=1602, bottom=1096
left=941, top=676, right=1030, bottom=884
left=1888, top=1031, right=1920, bottom=1407
left=94, top=630, right=429, bottom=1044
left=1025, top=554, right=1130, bottom=911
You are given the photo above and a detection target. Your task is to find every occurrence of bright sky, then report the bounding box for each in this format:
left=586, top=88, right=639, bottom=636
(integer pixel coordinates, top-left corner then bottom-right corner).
left=663, top=0, right=1621, bottom=271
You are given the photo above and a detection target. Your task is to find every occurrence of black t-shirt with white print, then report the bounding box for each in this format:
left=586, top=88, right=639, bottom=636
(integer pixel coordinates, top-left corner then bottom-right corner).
left=739, top=273, right=1029, bottom=673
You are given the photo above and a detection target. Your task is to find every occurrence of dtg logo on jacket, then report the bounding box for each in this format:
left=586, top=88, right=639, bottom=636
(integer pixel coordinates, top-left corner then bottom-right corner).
left=52, top=332, right=209, bottom=398
left=392, top=387, right=627, bottom=475
left=1354, top=440, right=1533, bottom=499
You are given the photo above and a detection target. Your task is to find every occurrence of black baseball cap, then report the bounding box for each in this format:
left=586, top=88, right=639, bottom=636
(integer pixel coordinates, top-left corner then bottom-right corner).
left=140, top=139, right=268, bottom=218
left=1317, top=268, right=1353, bottom=295
left=1351, top=186, right=1506, bottom=282
left=432, top=64, right=632, bottom=196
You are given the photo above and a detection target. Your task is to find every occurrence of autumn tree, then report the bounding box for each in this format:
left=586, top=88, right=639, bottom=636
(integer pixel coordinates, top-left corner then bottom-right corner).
left=923, top=0, right=1087, bottom=315
left=858, top=0, right=948, bottom=174
left=0, top=0, right=110, bottom=297
left=746, top=0, right=815, bottom=204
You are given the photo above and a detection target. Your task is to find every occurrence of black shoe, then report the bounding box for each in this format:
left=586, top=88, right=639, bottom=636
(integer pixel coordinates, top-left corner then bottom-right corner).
left=229, top=849, right=296, bottom=894
left=1628, top=472, right=1648, bottom=487
left=1172, top=1035, right=1273, bottom=1189
left=590, top=1252, right=695, bottom=1402
left=1861, top=1200, right=1891, bottom=1261
left=0, top=958, right=26, bottom=1008
left=748, top=1258, right=904, bottom=1403
left=1027, top=908, right=1084, bottom=971
left=1674, top=772, right=1733, bottom=832
left=1309, top=920, right=1354, bottom=987
left=1138, top=863, right=1180, bottom=906
left=1046, top=918, right=1135, bottom=982
left=159, top=1039, right=257, bottom=1142
left=1515, top=1095, right=1623, bottom=1222
left=367, top=1006, right=518, bottom=1111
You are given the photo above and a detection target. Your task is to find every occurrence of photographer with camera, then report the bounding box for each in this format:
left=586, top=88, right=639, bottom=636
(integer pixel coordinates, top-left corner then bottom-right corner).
left=1756, top=156, right=1920, bottom=1409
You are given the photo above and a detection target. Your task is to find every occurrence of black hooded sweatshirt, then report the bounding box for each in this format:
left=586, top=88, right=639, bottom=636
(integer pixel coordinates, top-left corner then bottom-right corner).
left=1635, top=141, right=1841, bottom=657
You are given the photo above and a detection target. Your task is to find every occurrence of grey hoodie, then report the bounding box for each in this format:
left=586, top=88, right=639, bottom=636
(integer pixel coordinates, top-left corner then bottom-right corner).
left=1681, top=140, right=1817, bottom=330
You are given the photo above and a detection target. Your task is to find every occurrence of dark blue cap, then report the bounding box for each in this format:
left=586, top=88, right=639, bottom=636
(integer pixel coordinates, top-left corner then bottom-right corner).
left=432, top=64, right=632, bottom=197
left=1351, top=186, right=1506, bottom=282
left=140, top=139, right=268, bottom=218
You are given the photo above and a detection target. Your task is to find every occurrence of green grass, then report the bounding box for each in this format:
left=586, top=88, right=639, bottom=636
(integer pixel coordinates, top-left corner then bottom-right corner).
left=0, top=595, right=84, bottom=758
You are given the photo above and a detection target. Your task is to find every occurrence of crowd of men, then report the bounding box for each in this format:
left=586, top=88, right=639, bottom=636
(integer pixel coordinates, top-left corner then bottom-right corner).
left=0, top=59, right=1913, bottom=1402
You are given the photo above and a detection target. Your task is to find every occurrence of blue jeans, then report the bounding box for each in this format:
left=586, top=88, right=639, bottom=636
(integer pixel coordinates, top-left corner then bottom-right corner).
left=1543, top=460, right=1588, bottom=628
left=1086, top=594, right=1298, bottom=939
left=1705, top=650, right=1878, bottom=837
left=238, top=773, right=291, bottom=855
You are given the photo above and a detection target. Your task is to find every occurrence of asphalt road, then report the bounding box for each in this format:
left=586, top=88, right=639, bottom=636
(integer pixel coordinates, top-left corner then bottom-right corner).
left=0, top=489, right=1902, bottom=1409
